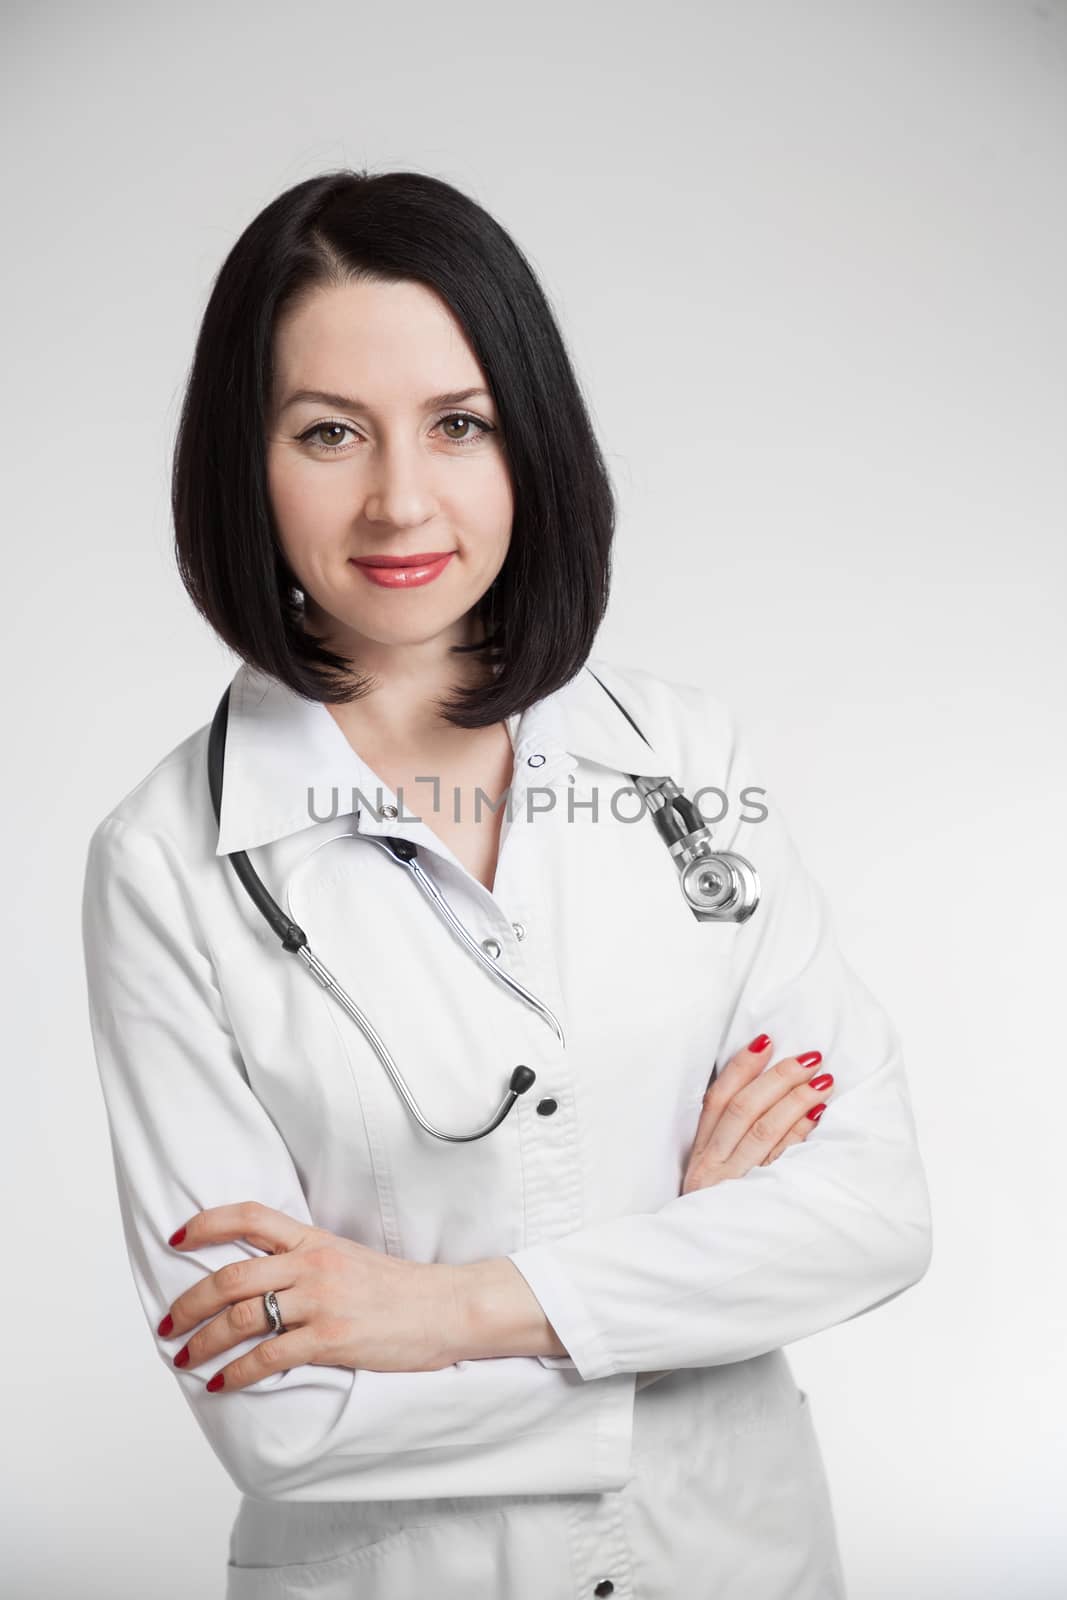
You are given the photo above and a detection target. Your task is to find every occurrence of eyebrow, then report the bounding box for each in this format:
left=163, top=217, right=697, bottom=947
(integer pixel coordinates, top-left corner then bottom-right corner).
left=279, top=386, right=491, bottom=414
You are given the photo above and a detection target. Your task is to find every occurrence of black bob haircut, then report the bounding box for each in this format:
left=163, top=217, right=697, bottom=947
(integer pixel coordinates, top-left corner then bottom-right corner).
left=172, top=168, right=617, bottom=728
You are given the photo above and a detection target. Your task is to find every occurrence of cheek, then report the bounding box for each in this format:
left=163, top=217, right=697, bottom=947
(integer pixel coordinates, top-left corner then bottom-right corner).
left=464, top=460, right=514, bottom=555
left=267, top=453, right=349, bottom=565
left=270, top=453, right=340, bottom=522
left=489, top=455, right=515, bottom=520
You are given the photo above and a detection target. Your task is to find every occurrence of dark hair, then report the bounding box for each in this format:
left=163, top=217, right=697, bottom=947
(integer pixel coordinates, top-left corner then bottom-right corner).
left=172, top=168, right=616, bottom=728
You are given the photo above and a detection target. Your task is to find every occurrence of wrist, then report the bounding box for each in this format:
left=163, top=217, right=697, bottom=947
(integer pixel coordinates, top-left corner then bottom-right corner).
left=452, top=1257, right=569, bottom=1362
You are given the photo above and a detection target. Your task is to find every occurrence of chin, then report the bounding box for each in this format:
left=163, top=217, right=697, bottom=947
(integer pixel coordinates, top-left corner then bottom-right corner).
left=326, top=609, right=480, bottom=651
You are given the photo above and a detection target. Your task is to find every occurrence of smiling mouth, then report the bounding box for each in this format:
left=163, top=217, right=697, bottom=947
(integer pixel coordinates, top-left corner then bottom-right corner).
left=349, top=551, right=456, bottom=588
left=351, top=552, right=456, bottom=568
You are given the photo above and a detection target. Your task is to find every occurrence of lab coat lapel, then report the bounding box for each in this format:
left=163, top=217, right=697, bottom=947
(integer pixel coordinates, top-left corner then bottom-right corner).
left=212, top=657, right=669, bottom=862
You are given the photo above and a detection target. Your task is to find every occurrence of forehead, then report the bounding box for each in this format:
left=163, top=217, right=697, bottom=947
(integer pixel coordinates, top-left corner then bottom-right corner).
left=272, top=279, right=483, bottom=396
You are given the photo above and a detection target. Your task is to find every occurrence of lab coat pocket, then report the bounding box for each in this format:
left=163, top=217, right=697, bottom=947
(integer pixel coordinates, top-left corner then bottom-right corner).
left=225, top=1503, right=578, bottom=1600
left=710, top=1384, right=845, bottom=1599
left=624, top=1359, right=846, bottom=1599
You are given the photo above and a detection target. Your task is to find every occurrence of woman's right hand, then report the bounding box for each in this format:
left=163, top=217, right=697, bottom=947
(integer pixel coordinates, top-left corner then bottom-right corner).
left=681, top=1035, right=833, bottom=1195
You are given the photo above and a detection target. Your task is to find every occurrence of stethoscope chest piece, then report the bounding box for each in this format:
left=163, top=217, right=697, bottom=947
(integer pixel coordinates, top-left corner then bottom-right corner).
left=679, top=845, right=760, bottom=923
left=633, top=775, right=761, bottom=924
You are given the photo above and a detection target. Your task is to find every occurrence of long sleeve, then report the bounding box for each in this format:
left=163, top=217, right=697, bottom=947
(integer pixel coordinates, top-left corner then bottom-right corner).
left=506, top=703, right=933, bottom=1383
left=81, top=815, right=632, bottom=1500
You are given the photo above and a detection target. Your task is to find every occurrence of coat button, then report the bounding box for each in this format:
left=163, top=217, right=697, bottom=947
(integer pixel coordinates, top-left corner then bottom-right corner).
left=381, top=804, right=399, bottom=818
left=593, top=1583, right=614, bottom=1597
left=536, top=1098, right=558, bottom=1116
left=512, top=921, right=526, bottom=940
left=527, top=753, right=546, bottom=767
left=480, top=938, right=502, bottom=959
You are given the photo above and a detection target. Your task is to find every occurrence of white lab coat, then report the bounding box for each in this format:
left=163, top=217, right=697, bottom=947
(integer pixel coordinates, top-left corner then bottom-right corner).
left=81, top=655, right=932, bottom=1599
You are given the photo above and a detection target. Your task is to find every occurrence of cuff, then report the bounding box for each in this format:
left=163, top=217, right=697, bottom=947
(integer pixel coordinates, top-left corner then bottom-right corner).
left=506, top=1246, right=617, bottom=1382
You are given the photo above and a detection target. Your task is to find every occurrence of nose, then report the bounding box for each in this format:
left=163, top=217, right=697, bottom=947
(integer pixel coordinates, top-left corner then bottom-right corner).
left=362, top=434, right=437, bottom=527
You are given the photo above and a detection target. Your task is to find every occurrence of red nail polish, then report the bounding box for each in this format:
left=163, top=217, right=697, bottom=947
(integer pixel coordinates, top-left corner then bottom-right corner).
left=168, top=1227, right=186, bottom=1247
left=809, top=1073, right=833, bottom=1091
left=806, top=1102, right=826, bottom=1121
left=174, top=1345, right=190, bottom=1368
left=797, top=1051, right=822, bottom=1068
left=206, top=1372, right=225, bottom=1392
left=157, top=1314, right=173, bottom=1337
left=748, top=1033, right=771, bottom=1053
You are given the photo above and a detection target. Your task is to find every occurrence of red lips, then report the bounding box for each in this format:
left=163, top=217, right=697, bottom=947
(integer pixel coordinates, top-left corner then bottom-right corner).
left=351, top=552, right=454, bottom=568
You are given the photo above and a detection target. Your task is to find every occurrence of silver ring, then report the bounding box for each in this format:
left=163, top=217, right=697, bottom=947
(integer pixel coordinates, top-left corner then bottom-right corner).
left=263, top=1289, right=285, bottom=1335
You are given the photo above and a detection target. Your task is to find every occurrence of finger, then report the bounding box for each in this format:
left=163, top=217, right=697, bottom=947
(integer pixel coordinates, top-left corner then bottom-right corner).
left=203, top=1322, right=320, bottom=1395
left=690, top=1033, right=775, bottom=1157
left=163, top=1249, right=298, bottom=1343
left=172, top=1286, right=301, bottom=1372
left=168, top=1199, right=311, bottom=1258
left=761, top=1110, right=820, bottom=1165
left=163, top=1200, right=311, bottom=1335
left=698, top=1053, right=825, bottom=1166
left=726, top=1077, right=832, bottom=1175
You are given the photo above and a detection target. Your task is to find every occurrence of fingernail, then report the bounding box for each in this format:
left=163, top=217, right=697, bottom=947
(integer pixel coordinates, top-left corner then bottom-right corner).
left=809, top=1073, right=833, bottom=1091
left=157, top=1314, right=174, bottom=1337
left=797, top=1051, right=822, bottom=1068
left=807, top=1102, right=826, bottom=1121
left=207, top=1372, right=225, bottom=1392
left=174, top=1345, right=190, bottom=1369
left=168, top=1227, right=186, bottom=1247
left=748, top=1033, right=771, bottom=1053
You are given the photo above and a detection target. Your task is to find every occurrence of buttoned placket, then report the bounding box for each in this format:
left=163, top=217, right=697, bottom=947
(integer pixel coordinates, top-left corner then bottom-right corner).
left=350, top=742, right=637, bottom=1599
left=506, top=757, right=636, bottom=1600
left=489, top=739, right=586, bottom=1245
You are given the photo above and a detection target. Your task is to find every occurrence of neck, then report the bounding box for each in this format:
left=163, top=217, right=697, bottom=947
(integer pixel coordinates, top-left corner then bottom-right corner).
left=310, top=603, right=496, bottom=749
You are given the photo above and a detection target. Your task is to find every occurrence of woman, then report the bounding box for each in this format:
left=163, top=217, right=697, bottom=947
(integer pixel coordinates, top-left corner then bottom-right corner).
left=81, top=169, right=932, bottom=1599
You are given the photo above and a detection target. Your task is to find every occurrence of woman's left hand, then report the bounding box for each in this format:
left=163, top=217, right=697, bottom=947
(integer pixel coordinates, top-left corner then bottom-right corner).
left=158, top=1202, right=466, bottom=1392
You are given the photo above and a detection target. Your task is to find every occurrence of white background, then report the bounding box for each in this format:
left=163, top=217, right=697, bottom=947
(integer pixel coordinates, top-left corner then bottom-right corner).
left=3, top=2, right=1065, bottom=1595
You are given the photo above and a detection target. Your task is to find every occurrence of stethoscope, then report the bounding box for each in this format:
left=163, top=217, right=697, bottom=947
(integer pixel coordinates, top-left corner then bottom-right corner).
left=207, top=668, right=760, bottom=1143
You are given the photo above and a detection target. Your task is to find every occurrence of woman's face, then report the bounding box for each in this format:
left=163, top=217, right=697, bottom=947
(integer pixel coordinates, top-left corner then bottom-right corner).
left=266, top=277, right=513, bottom=661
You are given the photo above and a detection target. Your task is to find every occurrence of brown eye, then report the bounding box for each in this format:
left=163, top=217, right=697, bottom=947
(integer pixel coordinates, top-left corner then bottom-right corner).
left=302, top=422, right=352, bottom=451
left=437, top=413, right=495, bottom=448
left=297, top=413, right=495, bottom=455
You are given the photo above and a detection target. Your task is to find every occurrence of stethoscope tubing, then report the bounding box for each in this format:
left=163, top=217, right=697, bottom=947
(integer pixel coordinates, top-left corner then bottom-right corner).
left=283, top=829, right=559, bottom=1142
left=206, top=669, right=760, bottom=1142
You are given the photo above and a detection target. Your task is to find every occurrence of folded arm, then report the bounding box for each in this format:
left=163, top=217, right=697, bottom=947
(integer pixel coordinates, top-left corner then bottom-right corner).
left=500, top=703, right=933, bottom=1381
left=81, top=815, right=633, bottom=1501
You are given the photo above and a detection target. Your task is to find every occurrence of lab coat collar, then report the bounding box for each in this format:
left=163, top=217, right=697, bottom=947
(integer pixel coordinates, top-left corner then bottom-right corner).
left=212, top=657, right=665, bottom=857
